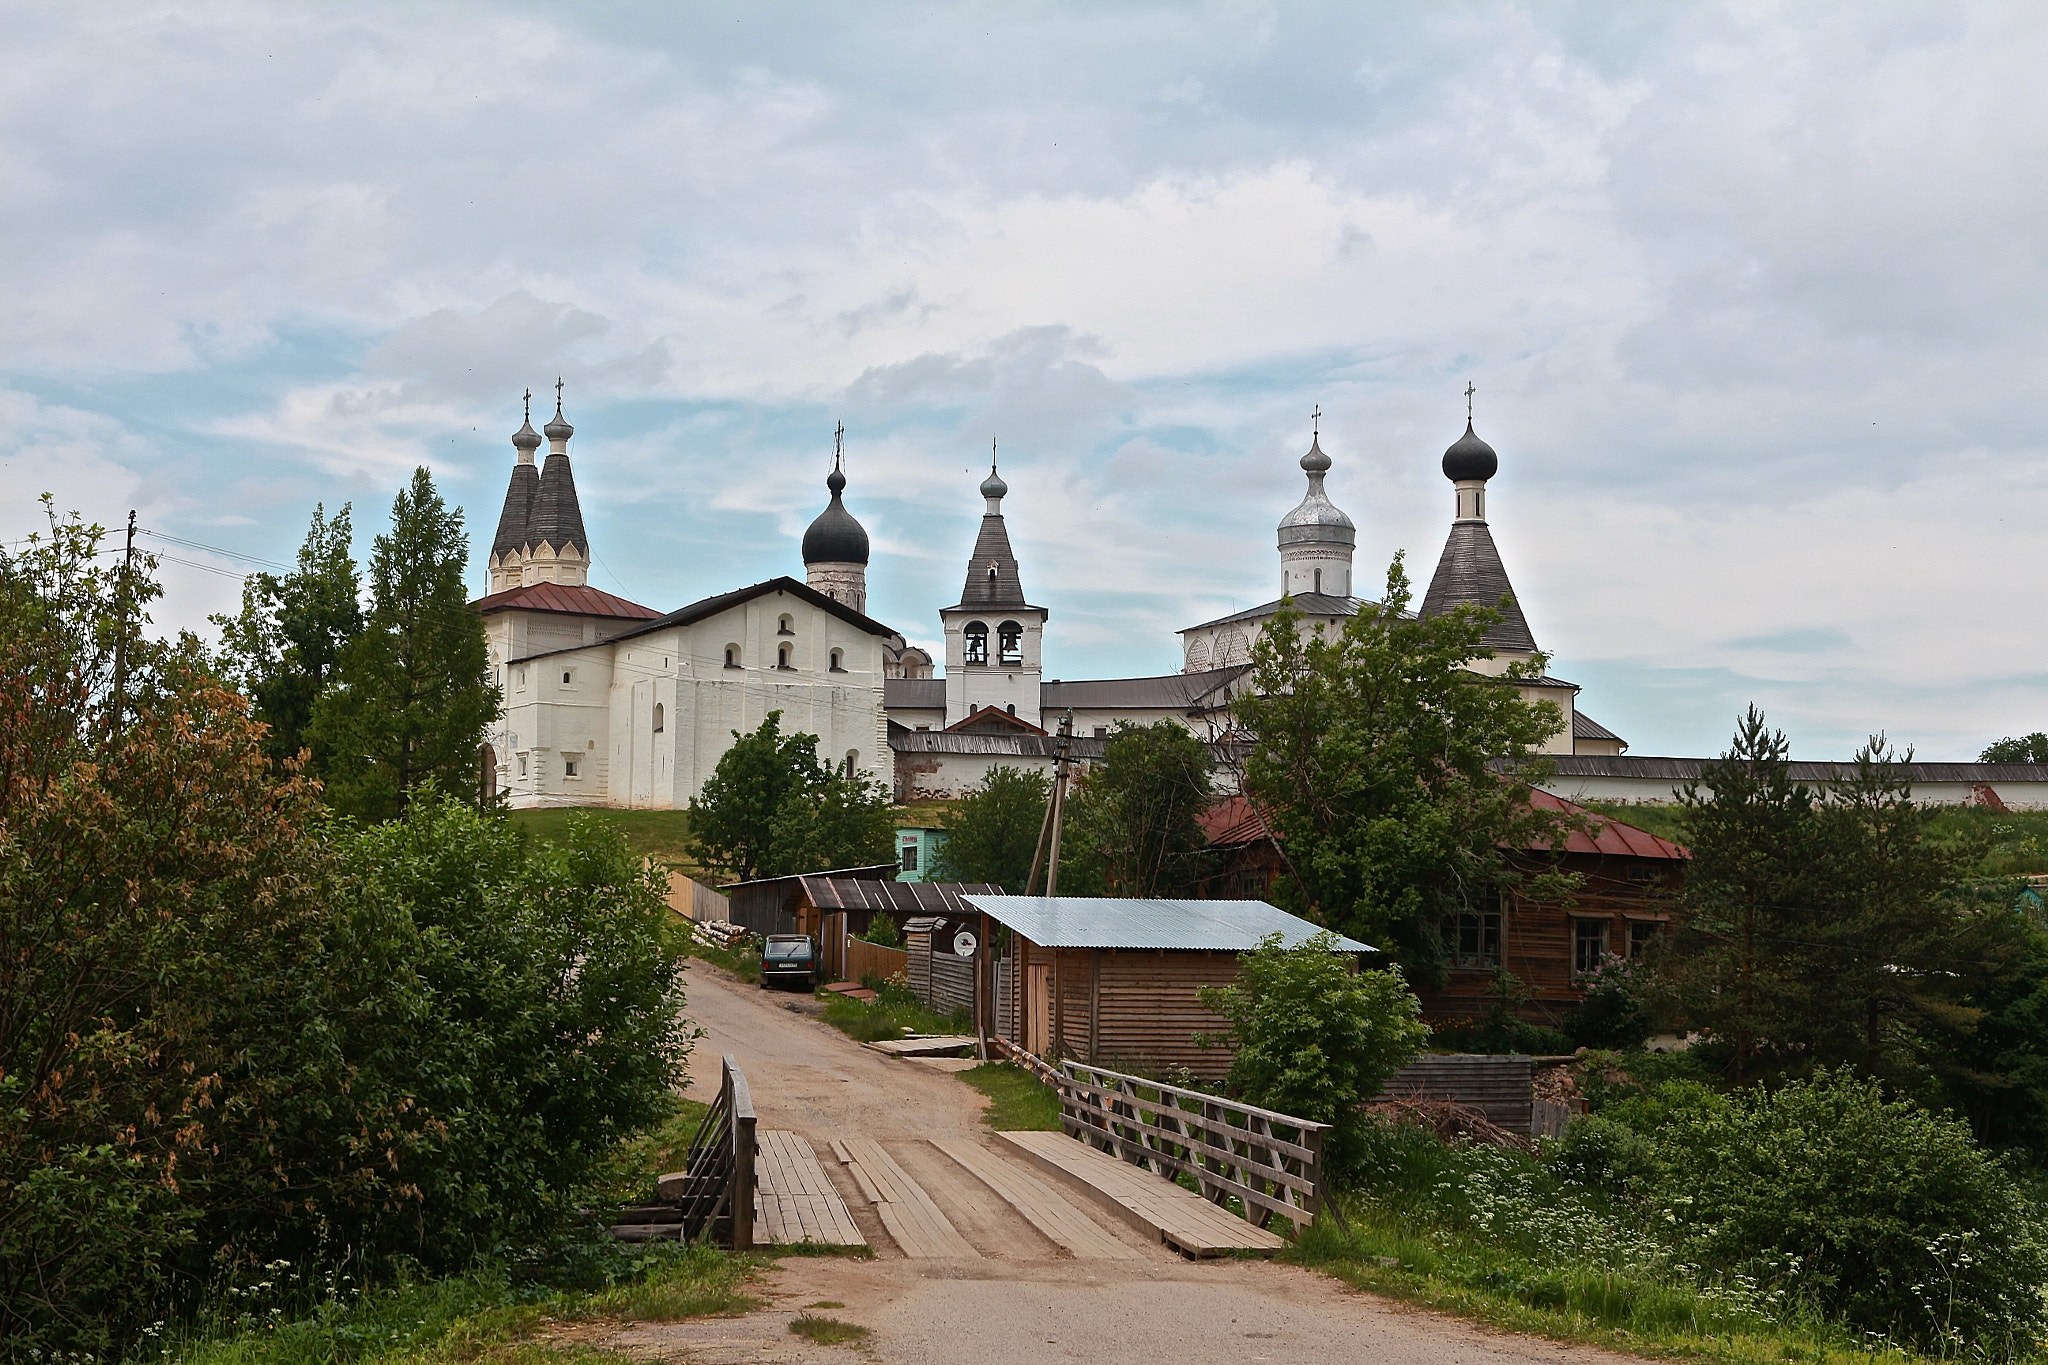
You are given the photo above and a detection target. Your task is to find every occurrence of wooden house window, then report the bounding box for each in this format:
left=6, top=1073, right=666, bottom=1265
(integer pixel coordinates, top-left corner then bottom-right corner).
left=1626, top=920, right=1661, bottom=958
left=900, top=839, right=919, bottom=872
left=1443, top=911, right=1501, bottom=968
left=1573, top=917, right=1610, bottom=974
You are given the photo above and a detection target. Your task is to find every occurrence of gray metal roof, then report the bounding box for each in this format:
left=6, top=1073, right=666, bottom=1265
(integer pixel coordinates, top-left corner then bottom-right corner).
left=1572, top=710, right=1625, bottom=743
left=1041, top=665, right=1247, bottom=711
left=884, top=677, right=946, bottom=709
left=962, top=895, right=1374, bottom=953
left=1181, top=592, right=1365, bottom=633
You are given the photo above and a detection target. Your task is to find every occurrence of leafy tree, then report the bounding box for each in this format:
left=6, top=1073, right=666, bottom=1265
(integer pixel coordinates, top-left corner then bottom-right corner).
left=213, top=502, right=362, bottom=772
left=1198, top=931, right=1427, bottom=1169
left=689, top=711, right=892, bottom=880
left=0, top=509, right=694, bottom=1356
left=1665, top=709, right=2023, bottom=1086
left=310, top=469, right=498, bottom=821
left=1230, top=554, right=1573, bottom=983
left=1060, top=720, right=1217, bottom=897
left=1981, top=732, right=2048, bottom=764
left=928, top=764, right=1051, bottom=890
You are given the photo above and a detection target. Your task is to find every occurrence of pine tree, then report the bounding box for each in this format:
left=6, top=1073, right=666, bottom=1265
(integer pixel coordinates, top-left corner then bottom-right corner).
left=214, top=503, right=362, bottom=772
left=310, top=469, right=498, bottom=821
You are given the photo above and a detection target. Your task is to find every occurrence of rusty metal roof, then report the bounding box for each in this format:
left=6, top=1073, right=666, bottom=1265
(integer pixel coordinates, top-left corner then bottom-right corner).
left=1522, top=789, right=1688, bottom=860
left=962, top=895, right=1373, bottom=953
left=472, top=582, right=660, bottom=619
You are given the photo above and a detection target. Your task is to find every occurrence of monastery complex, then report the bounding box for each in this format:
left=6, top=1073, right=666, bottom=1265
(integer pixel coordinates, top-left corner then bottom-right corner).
left=473, top=396, right=2048, bottom=812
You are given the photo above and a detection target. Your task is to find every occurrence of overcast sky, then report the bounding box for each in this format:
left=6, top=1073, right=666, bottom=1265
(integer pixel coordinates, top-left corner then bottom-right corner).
left=3, top=2, right=2043, bottom=760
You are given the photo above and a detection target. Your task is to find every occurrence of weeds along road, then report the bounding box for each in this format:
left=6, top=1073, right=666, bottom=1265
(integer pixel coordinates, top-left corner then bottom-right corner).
left=623, top=958, right=1645, bottom=1365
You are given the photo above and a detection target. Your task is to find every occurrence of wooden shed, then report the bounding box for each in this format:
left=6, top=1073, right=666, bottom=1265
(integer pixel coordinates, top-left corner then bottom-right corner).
left=720, top=864, right=895, bottom=939
left=963, top=895, right=1373, bottom=1080
left=802, top=878, right=1001, bottom=983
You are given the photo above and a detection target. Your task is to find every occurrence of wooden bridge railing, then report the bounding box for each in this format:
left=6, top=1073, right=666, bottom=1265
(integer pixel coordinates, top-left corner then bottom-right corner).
left=991, top=1038, right=1330, bottom=1237
left=665, top=1054, right=756, bottom=1247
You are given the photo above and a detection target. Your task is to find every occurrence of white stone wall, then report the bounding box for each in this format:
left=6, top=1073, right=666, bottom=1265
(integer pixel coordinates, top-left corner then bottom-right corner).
left=941, top=606, right=1046, bottom=725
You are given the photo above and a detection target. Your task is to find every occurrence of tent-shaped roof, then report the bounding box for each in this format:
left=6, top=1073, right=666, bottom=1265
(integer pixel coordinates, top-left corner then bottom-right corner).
left=962, top=895, right=1373, bottom=953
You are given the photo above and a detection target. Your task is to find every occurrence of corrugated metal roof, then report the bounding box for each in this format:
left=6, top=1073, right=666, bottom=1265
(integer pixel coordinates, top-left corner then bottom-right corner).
left=889, top=729, right=1111, bottom=759
left=1521, top=789, right=1688, bottom=860
left=802, top=879, right=1003, bottom=914
left=1197, top=795, right=1276, bottom=847
left=963, top=895, right=1374, bottom=953
left=1041, top=666, right=1247, bottom=710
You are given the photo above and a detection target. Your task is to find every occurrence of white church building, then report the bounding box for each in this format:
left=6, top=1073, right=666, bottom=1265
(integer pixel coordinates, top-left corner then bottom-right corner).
left=473, top=393, right=1631, bottom=809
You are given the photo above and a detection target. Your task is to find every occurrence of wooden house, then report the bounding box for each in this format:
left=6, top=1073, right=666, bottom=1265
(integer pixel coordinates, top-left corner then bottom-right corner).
left=1197, top=790, right=1688, bottom=1026
left=962, top=895, right=1373, bottom=1079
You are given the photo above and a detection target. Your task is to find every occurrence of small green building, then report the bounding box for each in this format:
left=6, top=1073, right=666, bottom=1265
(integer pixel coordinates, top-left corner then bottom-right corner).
left=894, top=826, right=949, bottom=882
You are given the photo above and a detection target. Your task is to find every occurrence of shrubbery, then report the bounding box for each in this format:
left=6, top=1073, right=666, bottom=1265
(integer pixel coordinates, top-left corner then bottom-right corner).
left=1550, top=1071, right=2047, bottom=1352
left=0, top=517, right=691, bottom=1357
left=1199, top=931, right=1427, bottom=1168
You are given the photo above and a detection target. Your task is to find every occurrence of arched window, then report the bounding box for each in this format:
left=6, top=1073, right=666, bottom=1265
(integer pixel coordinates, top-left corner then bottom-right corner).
left=986, top=565, right=998, bottom=585
left=1185, top=636, right=1210, bottom=670
left=963, top=621, right=989, bottom=665
left=652, top=703, right=665, bottom=733
left=724, top=644, right=741, bottom=668
left=829, top=648, right=844, bottom=673
left=844, top=749, right=859, bottom=776
left=1313, top=568, right=1323, bottom=595
left=777, top=614, right=794, bottom=636
left=997, top=620, right=1022, bottom=665
left=777, top=642, right=793, bottom=670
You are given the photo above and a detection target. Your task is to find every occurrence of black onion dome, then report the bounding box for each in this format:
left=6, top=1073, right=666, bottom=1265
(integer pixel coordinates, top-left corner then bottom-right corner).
left=802, top=475, right=870, bottom=565
left=1442, top=421, right=1498, bottom=481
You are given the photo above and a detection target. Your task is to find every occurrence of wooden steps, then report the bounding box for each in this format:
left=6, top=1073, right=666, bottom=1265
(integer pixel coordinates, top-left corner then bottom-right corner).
left=994, top=1130, right=1288, bottom=1258
left=931, top=1138, right=1137, bottom=1260
left=752, top=1131, right=865, bottom=1248
left=833, top=1138, right=980, bottom=1259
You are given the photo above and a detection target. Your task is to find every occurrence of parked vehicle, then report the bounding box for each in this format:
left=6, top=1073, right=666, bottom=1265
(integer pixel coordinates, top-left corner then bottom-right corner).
left=760, top=934, right=818, bottom=990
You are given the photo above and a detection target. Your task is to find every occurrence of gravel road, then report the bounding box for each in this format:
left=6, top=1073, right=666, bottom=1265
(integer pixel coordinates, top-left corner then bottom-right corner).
left=602, top=958, right=1642, bottom=1365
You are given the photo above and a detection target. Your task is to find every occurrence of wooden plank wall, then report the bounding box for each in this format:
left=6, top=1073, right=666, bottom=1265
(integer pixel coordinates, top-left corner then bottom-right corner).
left=1381, top=1054, right=1535, bottom=1133
left=844, top=937, right=909, bottom=985
left=1004, top=944, right=1239, bottom=1079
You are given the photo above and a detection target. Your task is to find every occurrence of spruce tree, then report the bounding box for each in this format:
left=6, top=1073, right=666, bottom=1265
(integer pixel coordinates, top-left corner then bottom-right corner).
left=310, top=468, right=498, bottom=821
left=214, top=503, right=362, bottom=772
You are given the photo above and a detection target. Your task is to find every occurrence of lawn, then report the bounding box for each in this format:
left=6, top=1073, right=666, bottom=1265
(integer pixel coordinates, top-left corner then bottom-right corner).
left=957, top=1061, right=1063, bottom=1131
left=507, top=807, right=699, bottom=871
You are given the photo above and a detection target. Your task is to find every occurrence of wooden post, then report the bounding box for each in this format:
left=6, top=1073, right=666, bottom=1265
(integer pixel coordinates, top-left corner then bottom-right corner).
left=726, top=1055, right=757, bottom=1250
left=1088, top=950, right=1101, bottom=1064
left=1052, top=947, right=1064, bottom=1061
left=1044, top=711, right=1072, bottom=897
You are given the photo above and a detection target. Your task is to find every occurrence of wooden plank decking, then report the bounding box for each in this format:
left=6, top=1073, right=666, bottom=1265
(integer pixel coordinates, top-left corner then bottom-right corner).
left=833, top=1138, right=980, bottom=1259
left=864, top=1035, right=979, bottom=1057
left=931, top=1138, right=1137, bottom=1260
left=994, top=1130, right=1288, bottom=1258
left=752, top=1130, right=865, bottom=1248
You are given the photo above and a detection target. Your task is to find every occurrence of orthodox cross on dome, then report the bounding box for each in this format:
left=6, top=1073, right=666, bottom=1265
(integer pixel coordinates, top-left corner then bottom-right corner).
left=990, top=433, right=998, bottom=476
left=1311, top=404, right=1320, bottom=439
left=1465, top=381, right=1476, bottom=422
left=522, top=388, right=531, bottom=420
left=834, top=420, right=845, bottom=472
left=555, top=376, right=566, bottom=409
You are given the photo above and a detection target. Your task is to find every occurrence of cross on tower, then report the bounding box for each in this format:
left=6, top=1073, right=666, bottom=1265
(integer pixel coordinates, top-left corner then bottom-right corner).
left=522, top=388, right=531, bottom=420
left=1465, top=382, right=1476, bottom=422
left=834, top=420, right=845, bottom=470
left=555, top=377, right=565, bottom=409
left=1311, top=404, right=1321, bottom=439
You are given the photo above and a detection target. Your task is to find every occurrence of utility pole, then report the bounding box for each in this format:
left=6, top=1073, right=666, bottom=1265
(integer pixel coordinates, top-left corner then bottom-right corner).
left=1027, top=710, right=1075, bottom=897
left=108, top=509, right=136, bottom=743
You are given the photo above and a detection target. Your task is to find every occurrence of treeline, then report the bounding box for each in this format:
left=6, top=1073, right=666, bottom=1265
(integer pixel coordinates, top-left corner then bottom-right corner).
left=0, top=504, right=689, bottom=1358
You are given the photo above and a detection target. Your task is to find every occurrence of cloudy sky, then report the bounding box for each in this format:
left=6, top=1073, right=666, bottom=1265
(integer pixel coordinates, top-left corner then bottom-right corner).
left=3, top=1, right=2043, bottom=760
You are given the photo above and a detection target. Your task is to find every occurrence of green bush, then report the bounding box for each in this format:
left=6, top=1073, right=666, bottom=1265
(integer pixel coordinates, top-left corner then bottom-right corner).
left=1649, top=1070, right=2047, bottom=1351
left=1199, top=932, right=1428, bottom=1168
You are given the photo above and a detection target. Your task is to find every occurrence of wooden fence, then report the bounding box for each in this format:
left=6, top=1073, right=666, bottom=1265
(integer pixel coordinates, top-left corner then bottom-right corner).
left=843, top=937, right=908, bottom=985
left=992, top=1038, right=1329, bottom=1237
left=660, top=1054, right=756, bottom=1248
left=1381, top=1054, right=1537, bottom=1133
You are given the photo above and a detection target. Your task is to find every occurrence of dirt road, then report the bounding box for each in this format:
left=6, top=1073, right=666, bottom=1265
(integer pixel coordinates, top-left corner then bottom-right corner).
left=613, top=960, right=1638, bottom=1365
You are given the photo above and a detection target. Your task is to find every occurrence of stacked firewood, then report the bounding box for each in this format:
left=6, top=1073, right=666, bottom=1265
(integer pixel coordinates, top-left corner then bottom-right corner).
left=693, top=919, right=752, bottom=951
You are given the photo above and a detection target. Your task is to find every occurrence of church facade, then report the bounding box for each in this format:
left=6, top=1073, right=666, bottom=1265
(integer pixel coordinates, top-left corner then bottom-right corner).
left=473, top=394, right=1628, bottom=810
